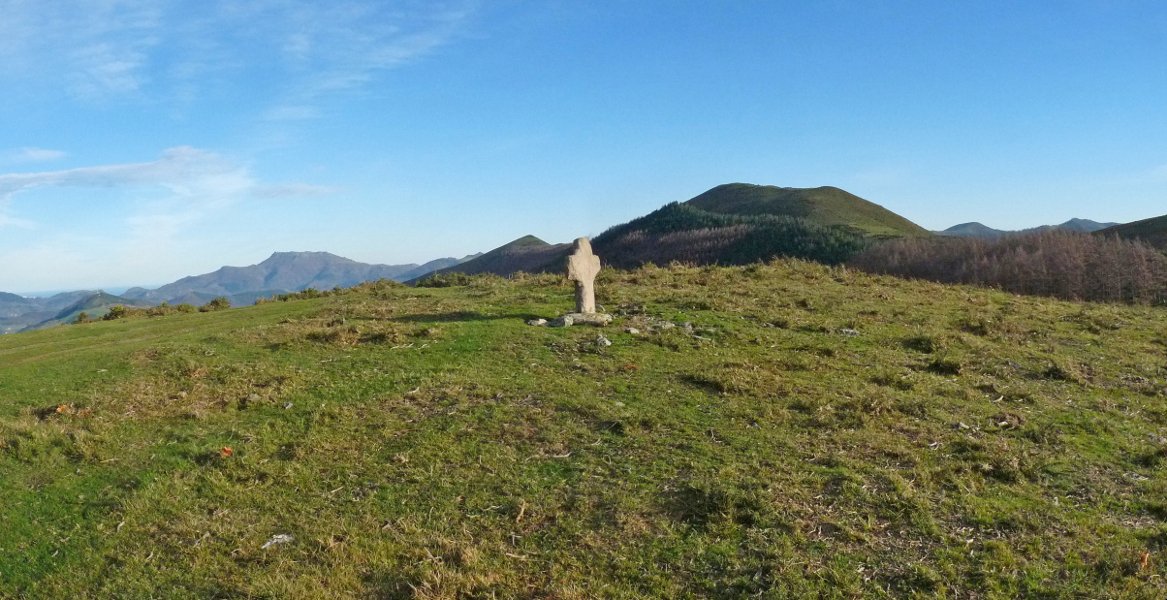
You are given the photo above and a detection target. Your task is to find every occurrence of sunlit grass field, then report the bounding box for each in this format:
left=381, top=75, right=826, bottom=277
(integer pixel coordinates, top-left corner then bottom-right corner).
left=3, top=261, right=1167, bottom=598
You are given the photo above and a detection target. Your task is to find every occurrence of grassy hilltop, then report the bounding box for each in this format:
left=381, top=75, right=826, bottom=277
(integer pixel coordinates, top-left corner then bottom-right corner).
left=3, top=262, right=1167, bottom=597
left=685, top=183, right=930, bottom=239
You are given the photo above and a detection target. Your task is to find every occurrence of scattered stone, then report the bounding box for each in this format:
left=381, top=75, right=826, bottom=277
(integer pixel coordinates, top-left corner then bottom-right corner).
left=624, top=327, right=640, bottom=335
left=261, top=533, right=294, bottom=549
left=839, top=328, right=860, bottom=337
left=563, top=312, right=612, bottom=326
left=596, top=335, right=612, bottom=347
left=550, top=315, right=574, bottom=328
left=527, top=318, right=548, bottom=327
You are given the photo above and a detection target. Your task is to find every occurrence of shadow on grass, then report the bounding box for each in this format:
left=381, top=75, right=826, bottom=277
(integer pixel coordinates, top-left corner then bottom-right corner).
left=391, top=311, right=548, bottom=324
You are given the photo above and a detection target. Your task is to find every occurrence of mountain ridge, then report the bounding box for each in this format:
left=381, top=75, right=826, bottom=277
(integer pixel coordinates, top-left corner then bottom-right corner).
left=938, top=219, right=1118, bottom=238
left=1096, top=214, right=1167, bottom=250
left=123, top=251, right=466, bottom=307
left=2, top=252, right=469, bottom=333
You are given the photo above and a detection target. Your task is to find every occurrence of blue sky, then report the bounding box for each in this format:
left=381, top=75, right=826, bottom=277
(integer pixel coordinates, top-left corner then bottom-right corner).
left=1, top=1, right=1164, bottom=294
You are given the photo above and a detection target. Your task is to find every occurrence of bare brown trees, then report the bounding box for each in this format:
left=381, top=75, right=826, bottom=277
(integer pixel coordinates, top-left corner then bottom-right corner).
left=851, top=231, right=1167, bottom=304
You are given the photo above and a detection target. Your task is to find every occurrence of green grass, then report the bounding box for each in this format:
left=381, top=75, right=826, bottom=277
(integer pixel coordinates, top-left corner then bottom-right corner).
left=2, top=265, right=1167, bottom=598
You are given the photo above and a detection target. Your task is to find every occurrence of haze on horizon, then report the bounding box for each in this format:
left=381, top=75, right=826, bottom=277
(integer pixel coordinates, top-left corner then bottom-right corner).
left=1, top=1, right=1164, bottom=294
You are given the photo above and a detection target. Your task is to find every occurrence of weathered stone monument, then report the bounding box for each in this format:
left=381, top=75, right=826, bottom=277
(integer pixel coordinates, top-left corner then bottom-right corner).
left=545, top=237, right=611, bottom=327
left=567, top=237, right=601, bottom=314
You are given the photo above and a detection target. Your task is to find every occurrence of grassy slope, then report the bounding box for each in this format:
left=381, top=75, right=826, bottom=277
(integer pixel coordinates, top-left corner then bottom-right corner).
left=687, top=183, right=930, bottom=238
left=1100, top=214, right=1167, bottom=250
left=2, top=267, right=1167, bottom=598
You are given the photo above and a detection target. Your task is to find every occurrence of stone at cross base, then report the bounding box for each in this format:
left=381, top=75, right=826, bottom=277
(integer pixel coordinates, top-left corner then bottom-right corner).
left=558, top=237, right=611, bottom=327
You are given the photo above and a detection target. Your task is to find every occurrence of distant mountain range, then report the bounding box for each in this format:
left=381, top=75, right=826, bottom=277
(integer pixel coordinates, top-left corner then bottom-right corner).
left=1, top=251, right=473, bottom=333
left=938, top=218, right=1118, bottom=238
left=121, top=251, right=470, bottom=307
left=3, top=181, right=1163, bottom=334
left=0, top=290, right=113, bottom=334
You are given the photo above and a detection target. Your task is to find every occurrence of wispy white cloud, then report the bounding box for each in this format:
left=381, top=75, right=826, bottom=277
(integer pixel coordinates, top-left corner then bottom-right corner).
left=3, top=147, right=68, bottom=163
left=68, top=40, right=152, bottom=99
left=0, top=146, right=235, bottom=199
left=0, top=207, right=34, bottom=229
left=253, top=182, right=339, bottom=198
left=0, top=146, right=331, bottom=226
left=236, top=1, right=480, bottom=119
left=0, top=1, right=162, bottom=100
left=0, top=1, right=478, bottom=109
left=262, top=105, right=322, bottom=122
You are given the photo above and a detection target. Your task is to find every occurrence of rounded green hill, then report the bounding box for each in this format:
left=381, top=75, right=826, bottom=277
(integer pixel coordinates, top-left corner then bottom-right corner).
left=685, top=183, right=930, bottom=238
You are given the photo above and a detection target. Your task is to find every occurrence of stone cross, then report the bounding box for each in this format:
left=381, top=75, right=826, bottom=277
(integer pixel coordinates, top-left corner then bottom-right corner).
left=566, top=237, right=601, bottom=314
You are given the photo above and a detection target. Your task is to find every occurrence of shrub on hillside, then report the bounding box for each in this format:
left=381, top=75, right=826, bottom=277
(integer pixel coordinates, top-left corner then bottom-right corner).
left=199, top=297, right=231, bottom=312
left=416, top=272, right=475, bottom=288
left=850, top=231, right=1167, bottom=304
left=102, top=305, right=130, bottom=321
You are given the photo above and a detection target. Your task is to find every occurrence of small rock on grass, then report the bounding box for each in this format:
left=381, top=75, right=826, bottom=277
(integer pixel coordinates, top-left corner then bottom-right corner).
left=596, top=335, right=612, bottom=347
left=550, top=313, right=613, bottom=327
left=527, top=318, right=548, bottom=327
left=261, top=533, right=294, bottom=549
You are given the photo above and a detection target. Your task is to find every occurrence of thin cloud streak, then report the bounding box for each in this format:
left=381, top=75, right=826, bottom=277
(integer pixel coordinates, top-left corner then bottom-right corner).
left=254, top=183, right=339, bottom=198
left=0, top=147, right=240, bottom=199
left=0, top=208, right=34, bottom=229
left=3, top=147, right=68, bottom=163
left=0, top=147, right=332, bottom=227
